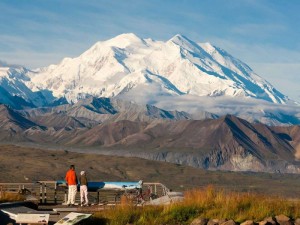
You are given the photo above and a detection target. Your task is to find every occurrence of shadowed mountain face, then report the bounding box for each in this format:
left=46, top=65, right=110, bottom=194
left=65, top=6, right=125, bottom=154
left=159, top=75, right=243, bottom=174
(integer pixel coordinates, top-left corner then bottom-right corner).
left=0, top=102, right=299, bottom=173
left=271, top=126, right=300, bottom=160
left=0, top=104, right=41, bottom=141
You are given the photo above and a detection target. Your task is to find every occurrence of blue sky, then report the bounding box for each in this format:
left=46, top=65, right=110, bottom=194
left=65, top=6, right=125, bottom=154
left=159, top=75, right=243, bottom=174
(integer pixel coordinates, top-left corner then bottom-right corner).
left=0, top=0, right=299, bottom=101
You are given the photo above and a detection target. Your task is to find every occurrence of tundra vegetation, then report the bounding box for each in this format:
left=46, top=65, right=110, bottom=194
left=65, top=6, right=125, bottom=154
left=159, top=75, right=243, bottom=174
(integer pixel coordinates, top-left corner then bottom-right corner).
left=81, top=186, right=300, bottom=225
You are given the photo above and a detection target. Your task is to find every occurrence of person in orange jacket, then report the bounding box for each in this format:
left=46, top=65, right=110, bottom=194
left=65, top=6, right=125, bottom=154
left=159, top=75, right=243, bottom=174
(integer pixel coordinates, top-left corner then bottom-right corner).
left=65, top=164, right=78, bottom=206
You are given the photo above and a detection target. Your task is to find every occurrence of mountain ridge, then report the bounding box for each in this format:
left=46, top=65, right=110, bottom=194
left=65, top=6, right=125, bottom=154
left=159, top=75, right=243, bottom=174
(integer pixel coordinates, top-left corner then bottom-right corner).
left=0, top=102, right=299, bottom=173
left=0, top=33, right=290, bottom=104
left=0, top=33, right=299, bottom=126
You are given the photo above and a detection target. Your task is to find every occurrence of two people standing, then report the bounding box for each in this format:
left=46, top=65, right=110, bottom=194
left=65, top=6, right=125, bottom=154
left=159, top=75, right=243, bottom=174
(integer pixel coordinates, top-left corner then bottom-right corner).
left=65, top=165, right=89, bottom=206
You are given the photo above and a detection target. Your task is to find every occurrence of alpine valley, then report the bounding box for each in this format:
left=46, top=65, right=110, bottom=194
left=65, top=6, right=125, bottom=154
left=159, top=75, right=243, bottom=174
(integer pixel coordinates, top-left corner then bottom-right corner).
left=1, top=33, right=300, bottom=173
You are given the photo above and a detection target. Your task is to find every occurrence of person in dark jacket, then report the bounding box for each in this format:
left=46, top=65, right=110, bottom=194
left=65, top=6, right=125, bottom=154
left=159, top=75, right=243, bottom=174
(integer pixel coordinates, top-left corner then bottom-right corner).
left=80, top=170, right=89, bottom=206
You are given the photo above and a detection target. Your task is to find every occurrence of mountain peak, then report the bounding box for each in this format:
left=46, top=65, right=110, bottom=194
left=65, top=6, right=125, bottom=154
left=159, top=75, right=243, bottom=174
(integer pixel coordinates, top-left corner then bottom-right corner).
left=169, top=34, right=192, bottom=45
left=0, top=33, right=290, bottom=122
left=33, top=33, right=288, bottom=105
left=168, top=34, right=201, bottom=53
left=103, top=33, right=145, bottom=48
left=115, top=33, right=141, bottom=39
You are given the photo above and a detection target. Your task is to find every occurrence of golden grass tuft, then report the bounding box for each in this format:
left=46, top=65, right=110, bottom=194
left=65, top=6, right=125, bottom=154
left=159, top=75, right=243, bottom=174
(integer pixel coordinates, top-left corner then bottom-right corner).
left=181, top=186, right=300, bottom=222
left=0, top=190, right=25, bottom=203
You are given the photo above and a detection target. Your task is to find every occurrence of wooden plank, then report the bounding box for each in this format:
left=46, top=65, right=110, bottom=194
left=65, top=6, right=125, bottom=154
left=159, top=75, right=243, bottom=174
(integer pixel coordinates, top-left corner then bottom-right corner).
left=53, top=207, right=78, bottom=212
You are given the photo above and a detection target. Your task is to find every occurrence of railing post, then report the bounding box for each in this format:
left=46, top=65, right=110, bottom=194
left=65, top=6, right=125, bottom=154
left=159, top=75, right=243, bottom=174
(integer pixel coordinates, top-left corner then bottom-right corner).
left=44, top=183, right=47, bottom=204
left=39, top=183, right=43, bottom=204
left=64, top=187, right=67, bottom=204
left=54, top=183, right=57, bottom=205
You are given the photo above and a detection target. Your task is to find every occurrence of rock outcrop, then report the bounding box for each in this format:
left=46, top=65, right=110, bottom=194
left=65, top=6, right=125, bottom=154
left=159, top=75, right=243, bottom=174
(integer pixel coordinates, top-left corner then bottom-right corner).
left=191, top=215, right=299, bottom=225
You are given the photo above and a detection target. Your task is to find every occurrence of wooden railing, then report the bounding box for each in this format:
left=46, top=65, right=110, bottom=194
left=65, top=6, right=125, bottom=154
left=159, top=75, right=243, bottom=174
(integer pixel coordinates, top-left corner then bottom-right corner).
left=0, top=181, right=173, bottom=205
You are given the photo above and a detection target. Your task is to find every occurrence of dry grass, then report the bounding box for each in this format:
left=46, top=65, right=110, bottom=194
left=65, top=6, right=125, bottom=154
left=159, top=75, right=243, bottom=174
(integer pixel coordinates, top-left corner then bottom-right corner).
left=82, top=186, right=300, bottom=225
left=0, top=190, right=25, bottom=203
left=181, top=185, right=300, bottom=222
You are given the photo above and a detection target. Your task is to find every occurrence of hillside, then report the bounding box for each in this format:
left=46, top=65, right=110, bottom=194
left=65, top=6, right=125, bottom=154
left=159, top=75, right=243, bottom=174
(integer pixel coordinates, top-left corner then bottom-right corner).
left=0, top=104, right=300, bottom=173
left=1, top=145, right=300, bottom=198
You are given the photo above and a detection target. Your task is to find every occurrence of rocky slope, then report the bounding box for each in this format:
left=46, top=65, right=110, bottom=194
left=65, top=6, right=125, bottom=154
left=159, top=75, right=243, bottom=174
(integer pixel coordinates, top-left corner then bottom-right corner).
left=0, top=103, right=299, bottom=173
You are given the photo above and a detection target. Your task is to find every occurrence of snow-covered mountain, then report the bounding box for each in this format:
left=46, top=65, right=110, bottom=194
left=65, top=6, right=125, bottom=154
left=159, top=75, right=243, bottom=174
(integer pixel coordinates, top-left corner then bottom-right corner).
left=1, top=33, right=298, bottom=125
left=25, top=33, right=287, bottom=104
left=0, top=64, right=55, bottom=109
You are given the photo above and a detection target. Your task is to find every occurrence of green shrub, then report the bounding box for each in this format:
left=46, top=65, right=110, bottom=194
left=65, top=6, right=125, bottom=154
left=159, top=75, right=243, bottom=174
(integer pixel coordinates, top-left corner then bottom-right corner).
left=166, top=205, right=200, bottom=224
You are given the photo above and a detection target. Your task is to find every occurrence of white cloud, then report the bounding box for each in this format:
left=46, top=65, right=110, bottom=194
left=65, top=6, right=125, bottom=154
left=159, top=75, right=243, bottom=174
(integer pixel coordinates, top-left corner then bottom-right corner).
left=119, top=84, right=300, bottom=115
left=153, top=95, right=298, bottom=114
left=119, top=89, right=300, bottom=125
